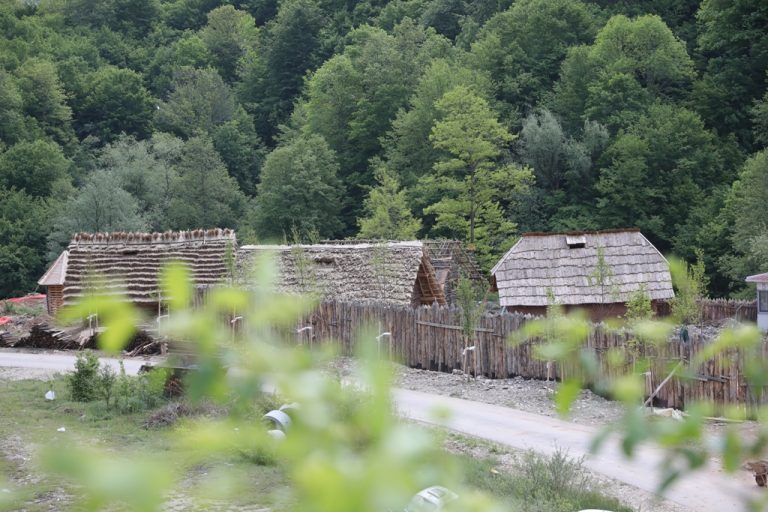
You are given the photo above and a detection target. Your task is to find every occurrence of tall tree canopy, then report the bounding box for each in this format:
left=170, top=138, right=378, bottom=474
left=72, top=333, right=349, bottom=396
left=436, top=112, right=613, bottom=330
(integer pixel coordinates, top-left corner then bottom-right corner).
left=254, top=134, right=342, bottom=240
left=0, top=0, right=767, bottom=297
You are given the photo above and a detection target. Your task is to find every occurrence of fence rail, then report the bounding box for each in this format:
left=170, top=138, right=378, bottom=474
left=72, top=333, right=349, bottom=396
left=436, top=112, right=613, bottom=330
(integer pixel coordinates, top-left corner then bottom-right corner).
left=293, top=301, right=766, bottom=412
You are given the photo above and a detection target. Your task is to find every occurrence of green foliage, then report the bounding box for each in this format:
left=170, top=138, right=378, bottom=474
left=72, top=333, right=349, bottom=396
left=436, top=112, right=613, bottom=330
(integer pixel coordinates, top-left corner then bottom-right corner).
left=425, top=86, right=533, bottom=268
left=462, top=449, right=631, bottom=512
left=587, top=246, right=618, bottom=305
left=14, top=58, right=74, bottom=146
left=48, top=170, right=148, bottom=257
left=67, top=351, right=104, bottom=402
left=456, top=275, right=485, bottom=341
left=0, top=189, right=51, bottom=297
left=168, top=135, right=247, bottom=229
left=379, top=58, right=492, bottom=186
left=156, top=68, right=240, bottom=139
left=693, top=0, right=768, bottom=148
left=0, top=139, right=70, bottom=198
left=470, top=0, right=597, bottom=122
left=77, top=67, right=154, bottom=143
left=0, top=0, right=766, bottom=301
left=112, top=364, right=168, bottom=414
left=720, top=150, right=768, bottom=294
left=670, top=250, right=707, bottom=324
left=200, top=6, right=258, bottom=82
left=596, top=103, right=725, bottom=250
left=254, top=134, right=342, bottom=239
left=625, top=284, right=653, bottom=323
left=553, top=14, right=694, bottom=132
left=357, top=164, right=421, bottom=240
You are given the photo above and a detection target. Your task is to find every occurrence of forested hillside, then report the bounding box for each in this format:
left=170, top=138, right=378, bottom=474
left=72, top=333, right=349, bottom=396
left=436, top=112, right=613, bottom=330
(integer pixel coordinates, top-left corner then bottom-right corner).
left=0, top=0, right=766, bottom=298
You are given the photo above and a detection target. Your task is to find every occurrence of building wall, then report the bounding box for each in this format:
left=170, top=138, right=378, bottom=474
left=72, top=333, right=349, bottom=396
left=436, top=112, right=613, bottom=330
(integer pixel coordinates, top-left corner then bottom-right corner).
left=505, top=300, right=670, bottom=322
left=46, top=285, right=64, bottom=315
left=505, top=302, right=634, bottom=321
left=757, top=283, right=768, bottom=332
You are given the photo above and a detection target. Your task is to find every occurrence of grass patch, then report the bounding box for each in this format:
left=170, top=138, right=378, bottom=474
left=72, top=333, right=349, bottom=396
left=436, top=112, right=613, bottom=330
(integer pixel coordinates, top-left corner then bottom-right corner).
left=459, top=449, right=634, bottom=512
left=0, top=376, right=292, bottom=511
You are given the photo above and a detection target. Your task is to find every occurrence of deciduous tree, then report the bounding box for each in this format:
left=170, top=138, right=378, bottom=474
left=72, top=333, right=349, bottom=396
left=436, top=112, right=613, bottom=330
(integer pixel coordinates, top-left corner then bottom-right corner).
left=254, top=134, right=341, bottom=239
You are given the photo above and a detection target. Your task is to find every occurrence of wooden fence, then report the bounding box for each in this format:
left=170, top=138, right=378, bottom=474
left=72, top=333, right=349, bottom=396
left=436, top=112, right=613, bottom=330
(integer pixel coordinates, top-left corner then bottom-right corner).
left=654, top=298, right=756, bottom=323
left=294, top=301, right=767, bottom=413
left=698, top=298, right=756, bottom=323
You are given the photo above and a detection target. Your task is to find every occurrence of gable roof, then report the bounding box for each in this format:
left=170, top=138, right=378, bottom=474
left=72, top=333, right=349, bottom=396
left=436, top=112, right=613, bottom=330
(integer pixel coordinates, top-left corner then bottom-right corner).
left=38, top=250, right=69, bottom=286
left=319, top=239, right=485, bottom=304
left=237, top=241, right=446, bottom=306
left=60, top=229, right=236, bottom=306
left=491, top=229, right=674, bottom=306
left=746, top=273, right=768, bottom=283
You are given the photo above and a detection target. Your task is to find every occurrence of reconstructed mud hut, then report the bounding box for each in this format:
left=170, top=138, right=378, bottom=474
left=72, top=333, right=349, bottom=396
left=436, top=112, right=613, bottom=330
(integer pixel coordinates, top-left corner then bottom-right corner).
left=237, top=241, right=447, bottom=306
left=491, top=229, right=674, bottom=320
left=39, top=229, right=236, bottom=315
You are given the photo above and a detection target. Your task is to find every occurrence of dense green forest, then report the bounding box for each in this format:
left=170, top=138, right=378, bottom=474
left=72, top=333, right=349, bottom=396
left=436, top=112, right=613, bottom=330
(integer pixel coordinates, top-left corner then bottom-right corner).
left=0, top=0, right=766, bottom=299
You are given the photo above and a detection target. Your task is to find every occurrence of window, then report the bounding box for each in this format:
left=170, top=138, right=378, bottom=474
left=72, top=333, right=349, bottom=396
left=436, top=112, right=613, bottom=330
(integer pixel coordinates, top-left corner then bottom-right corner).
left=759, top=290, right=768, bottom=313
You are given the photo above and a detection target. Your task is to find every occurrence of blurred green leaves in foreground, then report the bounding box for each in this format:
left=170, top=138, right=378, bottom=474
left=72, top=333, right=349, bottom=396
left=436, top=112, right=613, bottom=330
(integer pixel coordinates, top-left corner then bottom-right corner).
left=513, top=257, right=768, bottom=509
left=42, top=257, right=506, bottom=512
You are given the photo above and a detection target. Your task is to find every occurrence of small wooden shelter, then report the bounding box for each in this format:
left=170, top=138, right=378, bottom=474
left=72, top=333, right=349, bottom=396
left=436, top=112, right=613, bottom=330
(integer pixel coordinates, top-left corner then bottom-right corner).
left=422, top=239, right=485, bottom=304
left=37, top=250, right=68, bottom=315
left=746, top=273, right=768, bottom=331
left=491, top=229, right=674, bottom=320
left=237, top=241, right=446, bottom=306
left=39, top=229, right=236, bottom=315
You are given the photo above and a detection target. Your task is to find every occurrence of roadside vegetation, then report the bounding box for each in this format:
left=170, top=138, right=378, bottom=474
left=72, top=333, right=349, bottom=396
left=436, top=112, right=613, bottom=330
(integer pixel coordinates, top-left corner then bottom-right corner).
left=0, top=369, right=635, bottom=511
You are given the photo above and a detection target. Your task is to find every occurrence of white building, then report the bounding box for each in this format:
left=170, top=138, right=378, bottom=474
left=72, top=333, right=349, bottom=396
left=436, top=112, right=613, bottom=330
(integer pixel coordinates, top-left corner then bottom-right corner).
left=746, top=273, right=768, bottom=331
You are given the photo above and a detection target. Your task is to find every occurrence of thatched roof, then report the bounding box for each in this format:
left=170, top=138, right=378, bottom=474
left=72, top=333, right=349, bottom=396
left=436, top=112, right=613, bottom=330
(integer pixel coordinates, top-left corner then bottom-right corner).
left=491, top=230, right=674, bottom=306
left=320, top=239, right=485, bottom=304
left=237, top=242, right=446, bottom=306
left=38, top=250, right=68, bottom=286
left=51, top=229, right=236, bottom=307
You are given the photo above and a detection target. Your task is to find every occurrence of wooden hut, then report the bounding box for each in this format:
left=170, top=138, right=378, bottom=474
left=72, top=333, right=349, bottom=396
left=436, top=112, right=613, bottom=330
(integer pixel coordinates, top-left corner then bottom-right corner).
left=422, top=239, right=485, bottom=304
left=237, top=241, right=446, bottom=306
left=490, top=229, right=674, bottom=320
left=40, top=229, right=236, bottom=315
left=38, top=250, right=68, bottom=315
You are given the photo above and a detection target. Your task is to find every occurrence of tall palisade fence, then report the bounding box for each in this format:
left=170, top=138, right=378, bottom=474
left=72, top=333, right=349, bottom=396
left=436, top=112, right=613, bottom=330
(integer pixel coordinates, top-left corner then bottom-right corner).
left=289, top=300, right=766, bottom=413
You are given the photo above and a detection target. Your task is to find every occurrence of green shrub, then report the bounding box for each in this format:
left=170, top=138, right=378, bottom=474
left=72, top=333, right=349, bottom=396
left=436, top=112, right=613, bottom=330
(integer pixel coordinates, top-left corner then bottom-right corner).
left=113, top=364, right=168, bottom=414
left=625, top=284, right=653, bottom=322
left=513, top=449, right=631, bottom=512
left=67, top=351, right=102, bottom=402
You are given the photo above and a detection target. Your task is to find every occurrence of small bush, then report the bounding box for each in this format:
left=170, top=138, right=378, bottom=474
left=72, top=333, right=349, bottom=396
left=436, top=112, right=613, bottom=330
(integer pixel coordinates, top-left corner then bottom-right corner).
left=113, top=364, right=168, bottom=414
left=67, top=351, right=102, bottom=402
left=513, top=449, right=631, bottom=512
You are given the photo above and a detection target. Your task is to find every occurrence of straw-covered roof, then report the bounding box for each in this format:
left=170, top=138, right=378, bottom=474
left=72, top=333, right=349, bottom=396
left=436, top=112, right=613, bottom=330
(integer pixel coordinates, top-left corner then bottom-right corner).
left=38, top=250, right=68, bottom=286
left=56, top=229, right=236, bottom=306
left=491, top=229, right=674, bottom=306
left=320, top=239, right=485, bottom=304
left=237, top=242, right=446, bottom=306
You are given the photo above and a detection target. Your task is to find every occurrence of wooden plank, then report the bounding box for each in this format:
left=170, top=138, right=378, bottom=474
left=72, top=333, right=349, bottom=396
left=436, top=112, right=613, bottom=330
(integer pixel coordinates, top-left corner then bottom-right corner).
left=415, top=320, right=495, bottom=333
